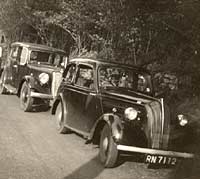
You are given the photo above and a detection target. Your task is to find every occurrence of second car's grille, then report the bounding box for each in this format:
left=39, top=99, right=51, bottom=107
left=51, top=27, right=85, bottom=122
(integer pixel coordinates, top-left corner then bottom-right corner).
left=51, top=72, right=62, bottom=98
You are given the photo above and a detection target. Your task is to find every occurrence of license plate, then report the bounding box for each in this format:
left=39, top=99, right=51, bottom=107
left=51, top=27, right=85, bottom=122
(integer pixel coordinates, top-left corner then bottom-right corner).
left=145, top=154, right=177, bottom=165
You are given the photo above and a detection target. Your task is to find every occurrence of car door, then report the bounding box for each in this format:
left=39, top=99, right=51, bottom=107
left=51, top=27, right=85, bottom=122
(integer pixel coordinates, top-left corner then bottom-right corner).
left=66, top=63, right=101, bottom=134
left=13, top=47, right=29, bottom=88
left=6, top=45, right=20, bottom=87
left=60, top=63, right=80, bottom=129
left=9, top=46, right=23, bottom=87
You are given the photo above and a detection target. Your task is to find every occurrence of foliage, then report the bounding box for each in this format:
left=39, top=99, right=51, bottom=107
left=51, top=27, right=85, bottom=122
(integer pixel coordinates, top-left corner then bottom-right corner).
left=1, top=0, right=200, bottom=92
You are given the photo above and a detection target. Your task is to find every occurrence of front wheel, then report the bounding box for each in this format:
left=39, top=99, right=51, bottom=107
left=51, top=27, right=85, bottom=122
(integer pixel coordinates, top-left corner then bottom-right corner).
left=55, top=101, right=70, bottom=134
left=99, top=124, right=119, bottom=168
left=0, top=70, right=8, bottom=94
left=20, top=82, right=34, bottom=112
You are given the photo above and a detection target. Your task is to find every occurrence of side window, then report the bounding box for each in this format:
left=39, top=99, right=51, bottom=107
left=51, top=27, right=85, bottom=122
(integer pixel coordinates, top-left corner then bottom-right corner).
left=30, top=51, right=38, bottom=61
left=53, top=54, right=61, bottom=66
left=10, top=46, right=22, bottom=62
left=75, top=64, right=94, bottom=89
left=11, top=47, right=18, bottom=58
left=64, top=64, right=76, bottom=83
left=20, top=47, right=28, bottom=65
left=16, top=47, right=22, bottom=62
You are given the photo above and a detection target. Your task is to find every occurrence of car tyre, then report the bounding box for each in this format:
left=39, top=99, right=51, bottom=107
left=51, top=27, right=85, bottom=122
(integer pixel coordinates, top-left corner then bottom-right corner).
left=55, top=101, right=70, bottom=134
left=99, top=124, right=119, bottom=168
left=0, top=70, right=8, bottom=94
left=20, top=82, right=34, bottom=112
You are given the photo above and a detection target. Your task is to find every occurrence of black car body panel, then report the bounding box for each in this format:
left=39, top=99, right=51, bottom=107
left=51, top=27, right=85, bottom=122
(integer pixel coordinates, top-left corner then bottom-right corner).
left=52, top=57, right=194, bottom=167
left=0, top=42, right=67, bottom=111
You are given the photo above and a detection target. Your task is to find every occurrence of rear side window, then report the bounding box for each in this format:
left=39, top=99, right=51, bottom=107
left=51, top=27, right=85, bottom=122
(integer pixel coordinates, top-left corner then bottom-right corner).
left=20, top=47, right=28, bottom=65
left=11, top=46, right=22, bottom=60
left=11, top=46, right=18, bottom=58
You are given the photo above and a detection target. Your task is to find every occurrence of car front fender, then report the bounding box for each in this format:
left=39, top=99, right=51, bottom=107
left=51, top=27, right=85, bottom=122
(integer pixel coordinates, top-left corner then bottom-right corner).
left=22, top=75, right=49, bottom=93
left=90, top=113, right=124, bottom=143
left=17, top=76, right=35, bottom=96
left=51, top=93, right=66, bottom=115
left=23, top=75, right=35, bottom=89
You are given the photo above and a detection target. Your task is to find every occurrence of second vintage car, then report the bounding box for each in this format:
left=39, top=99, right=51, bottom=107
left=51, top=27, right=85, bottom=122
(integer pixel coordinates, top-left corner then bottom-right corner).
left=0, top=42, right=67, bottom=112
left=52, top=58, right=194, bottom=168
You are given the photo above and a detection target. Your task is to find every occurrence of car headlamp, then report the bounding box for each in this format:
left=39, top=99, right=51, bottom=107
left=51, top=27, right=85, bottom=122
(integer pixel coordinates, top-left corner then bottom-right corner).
left=178, top=114, right=188, bottom=126
left=39, top=73, right=49, bottom=84
left=124, top=107, right=138, bottom=121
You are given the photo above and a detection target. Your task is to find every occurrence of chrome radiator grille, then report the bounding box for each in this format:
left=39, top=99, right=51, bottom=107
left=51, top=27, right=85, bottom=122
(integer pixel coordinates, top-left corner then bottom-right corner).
left=145, top=99, right=170, bottom=150
left=51, top=72, right=62, bottom=98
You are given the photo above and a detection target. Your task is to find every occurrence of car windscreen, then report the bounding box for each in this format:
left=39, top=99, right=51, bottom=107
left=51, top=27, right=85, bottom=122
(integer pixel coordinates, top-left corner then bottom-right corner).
left=98, top=65, right=153, bottom=94
left=29, top=50, right=66, bottom=67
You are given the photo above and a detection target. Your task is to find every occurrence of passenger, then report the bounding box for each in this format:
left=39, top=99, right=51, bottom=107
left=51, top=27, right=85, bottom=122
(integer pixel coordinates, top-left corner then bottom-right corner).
left=54, top=54, right=61, bottom=66
left=100, top=68, right=121, bottom=87
left=138, top=75, right=147, bottom=92
left=110, top=74, right=120, bottom=86
left=30, top=51, right=38, bottom=61
left=83, top=69, right=94, bottom=88
left=76, top=69, right=94, bottom=89
left=119, top=73, right=128, bottom=87
left=99, top=69, right=111, bottom=87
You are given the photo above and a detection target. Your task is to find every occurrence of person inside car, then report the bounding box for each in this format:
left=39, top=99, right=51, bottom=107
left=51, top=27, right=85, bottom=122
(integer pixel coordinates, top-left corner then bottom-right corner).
left=76, top=68, right=94, bottom=89
left=30, top=51, right=38, bottom=62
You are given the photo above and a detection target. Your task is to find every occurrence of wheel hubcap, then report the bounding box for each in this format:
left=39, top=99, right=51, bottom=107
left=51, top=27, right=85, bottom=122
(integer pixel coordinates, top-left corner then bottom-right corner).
left=103, top=137, right=109, bottom=153
left=0, top=75, right=4, bottom=91
left=22, top=87, right=28, bottom=104
left=0, top=82, right=3, bottom=89
left=56, top=105, right=62, bottom=129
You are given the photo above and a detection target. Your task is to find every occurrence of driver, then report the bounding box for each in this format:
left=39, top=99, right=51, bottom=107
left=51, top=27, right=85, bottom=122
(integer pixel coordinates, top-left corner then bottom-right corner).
left=30, top=51, right=38, bottom=61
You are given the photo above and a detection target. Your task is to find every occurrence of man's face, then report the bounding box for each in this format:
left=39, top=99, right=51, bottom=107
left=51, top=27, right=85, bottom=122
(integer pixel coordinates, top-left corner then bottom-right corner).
left=84, top=69, right=93, bottom=80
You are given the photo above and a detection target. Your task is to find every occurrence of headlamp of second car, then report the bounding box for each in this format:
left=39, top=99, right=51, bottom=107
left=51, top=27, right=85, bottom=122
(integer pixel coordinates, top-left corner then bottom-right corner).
left=177, top=114, right=188, bottom=126
left=39, top=73, right=49, bottom=85
left=124, top=107, right=138, bottom=121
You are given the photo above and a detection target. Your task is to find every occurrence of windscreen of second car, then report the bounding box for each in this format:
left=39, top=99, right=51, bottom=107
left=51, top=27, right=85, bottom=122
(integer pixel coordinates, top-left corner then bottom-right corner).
left=98, top=65, right=152, bottom=94
left=29, top=50, right=66, bottom=67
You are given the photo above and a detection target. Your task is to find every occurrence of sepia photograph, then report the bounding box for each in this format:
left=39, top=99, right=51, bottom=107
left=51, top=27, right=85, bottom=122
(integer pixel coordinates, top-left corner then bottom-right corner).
left=0, top=0, right=199, bottom=179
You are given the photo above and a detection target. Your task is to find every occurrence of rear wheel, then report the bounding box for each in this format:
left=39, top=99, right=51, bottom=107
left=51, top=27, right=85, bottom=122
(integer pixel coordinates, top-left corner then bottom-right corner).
left=55, top=101, right=70, bottom=134
left=0, top=70, right=8, bottom=94
left=20, top=82, right=34, bottom=112
left=99, top=124, right=119, bottom=168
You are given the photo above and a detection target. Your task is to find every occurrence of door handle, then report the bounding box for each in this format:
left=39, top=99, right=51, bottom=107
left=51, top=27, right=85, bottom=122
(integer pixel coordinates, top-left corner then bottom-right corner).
left=89, top=92, right=96, bottom=96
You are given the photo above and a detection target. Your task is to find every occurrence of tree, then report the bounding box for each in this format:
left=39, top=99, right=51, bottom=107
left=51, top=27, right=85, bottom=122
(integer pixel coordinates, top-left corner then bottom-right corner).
left=1, top=0, right=200, bottom=74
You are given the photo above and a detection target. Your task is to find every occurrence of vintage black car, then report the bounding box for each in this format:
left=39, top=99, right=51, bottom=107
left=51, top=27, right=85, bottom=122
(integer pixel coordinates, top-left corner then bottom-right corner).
left=51, top=58, right=194, bottom=168
left=0, top=42, right=67, bottom=112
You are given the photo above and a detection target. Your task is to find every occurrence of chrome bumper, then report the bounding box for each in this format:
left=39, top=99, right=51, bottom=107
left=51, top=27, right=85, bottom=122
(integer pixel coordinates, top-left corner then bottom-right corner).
left=117, top=145, right=194, bottom=159
left=30, top=91, right=53, bottom=100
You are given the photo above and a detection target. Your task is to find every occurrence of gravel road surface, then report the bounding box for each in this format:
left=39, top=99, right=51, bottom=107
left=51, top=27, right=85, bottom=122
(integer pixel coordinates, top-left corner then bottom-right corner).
left=0, top=95, right=199, bottom=179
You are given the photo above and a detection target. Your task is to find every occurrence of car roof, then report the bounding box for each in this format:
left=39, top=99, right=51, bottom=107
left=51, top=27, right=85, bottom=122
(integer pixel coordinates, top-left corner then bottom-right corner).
left=69, top=57, right=150, bottom=73
left=11, top=42, right=66, bottom=54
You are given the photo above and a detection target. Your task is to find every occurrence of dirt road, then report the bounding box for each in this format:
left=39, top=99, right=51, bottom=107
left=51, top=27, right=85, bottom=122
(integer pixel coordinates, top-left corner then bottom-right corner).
left=0, top=95, right=198, bottom=179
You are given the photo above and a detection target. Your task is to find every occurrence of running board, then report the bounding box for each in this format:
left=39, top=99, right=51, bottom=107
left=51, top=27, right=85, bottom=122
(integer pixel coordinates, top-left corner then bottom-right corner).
left=4, top=84, right=17, bottom=94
